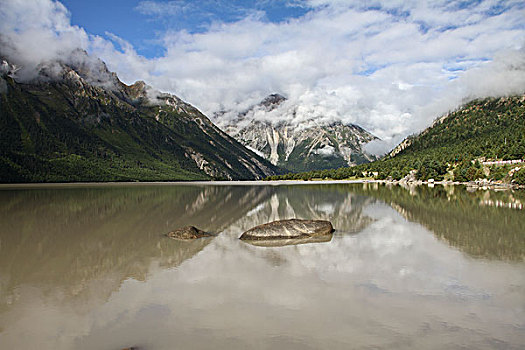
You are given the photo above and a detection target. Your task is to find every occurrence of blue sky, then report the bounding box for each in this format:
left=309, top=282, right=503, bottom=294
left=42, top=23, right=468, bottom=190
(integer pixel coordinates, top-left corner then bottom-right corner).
left=61, top=0, right=311, bottom=58
left=61, top=0, right=161, bottom=56
left=1, top=0, right=525, bottom=152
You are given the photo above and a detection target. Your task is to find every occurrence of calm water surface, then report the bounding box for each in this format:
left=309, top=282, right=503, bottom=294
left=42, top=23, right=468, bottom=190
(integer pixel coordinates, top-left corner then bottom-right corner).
left=0, top=182, right=524, bottom=349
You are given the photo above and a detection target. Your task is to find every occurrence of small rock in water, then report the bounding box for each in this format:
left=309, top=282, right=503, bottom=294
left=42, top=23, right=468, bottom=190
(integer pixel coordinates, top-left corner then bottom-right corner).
left=166, top=226, right=214, bottom=240
left=240, top=219, right=334, bottom=241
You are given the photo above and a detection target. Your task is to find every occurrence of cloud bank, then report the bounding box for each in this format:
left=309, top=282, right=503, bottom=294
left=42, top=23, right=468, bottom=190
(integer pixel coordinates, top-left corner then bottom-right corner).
left=1, top=0, right=525, bottom=153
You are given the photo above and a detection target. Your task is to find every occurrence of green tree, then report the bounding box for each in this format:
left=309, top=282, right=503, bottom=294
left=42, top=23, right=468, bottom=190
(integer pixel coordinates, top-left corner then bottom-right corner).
left=513, top=168, right=525, bottom=185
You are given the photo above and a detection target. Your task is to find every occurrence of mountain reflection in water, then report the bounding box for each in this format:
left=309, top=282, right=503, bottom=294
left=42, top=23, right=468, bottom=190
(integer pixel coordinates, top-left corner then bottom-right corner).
left=0, top=185, right=274, bottom=308
left=0, top=183, right=523, bottom=350
left=356, top=183, right=525, bottom=261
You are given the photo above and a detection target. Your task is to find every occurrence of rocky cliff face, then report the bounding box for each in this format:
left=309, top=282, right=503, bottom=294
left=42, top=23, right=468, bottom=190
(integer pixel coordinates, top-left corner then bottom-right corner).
left=217, top=94, right=378, bottom=172
left=0, top=51, right=280, bottom=182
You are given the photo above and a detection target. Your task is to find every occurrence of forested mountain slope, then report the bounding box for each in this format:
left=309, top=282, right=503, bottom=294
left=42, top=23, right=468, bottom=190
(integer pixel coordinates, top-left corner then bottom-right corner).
left=0, top=53, right=280, bottom=182
left=390, top=95, right=525, bottom=161
left=267, top=95, right=525, bottom=182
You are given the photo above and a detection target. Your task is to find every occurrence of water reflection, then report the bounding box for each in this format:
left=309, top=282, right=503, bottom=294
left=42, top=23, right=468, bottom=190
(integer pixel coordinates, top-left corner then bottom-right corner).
left=355, top=183, right=525, bottom=261
left=0, top=183, right=524, bottom=350
left=0, top=185, right=273, bottom=312
left=232, top=185, right=377, bottom=246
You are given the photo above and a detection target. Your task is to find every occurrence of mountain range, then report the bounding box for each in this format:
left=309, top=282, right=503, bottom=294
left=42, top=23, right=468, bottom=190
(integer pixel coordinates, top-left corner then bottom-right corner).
left=216, top=94, right=378, bottom=173
left=269, top=94, right=525, bottom=182
left=0, top=50, right=280, bottom=182
left=6, top=48, right=517, bottom=185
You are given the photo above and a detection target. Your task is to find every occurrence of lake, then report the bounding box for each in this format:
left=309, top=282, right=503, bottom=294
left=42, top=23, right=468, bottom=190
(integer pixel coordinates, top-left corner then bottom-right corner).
left=0, top=182, right=524, bottom=349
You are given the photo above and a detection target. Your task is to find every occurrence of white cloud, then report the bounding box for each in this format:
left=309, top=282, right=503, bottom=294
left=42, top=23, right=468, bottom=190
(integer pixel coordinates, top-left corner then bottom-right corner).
left=0, top=0, right=91, bottom=81
left=135, top=0, right=192, bottom=16
left=313, top=145, right=335, bottom=156
left=1, top=0, right=524, bottom=154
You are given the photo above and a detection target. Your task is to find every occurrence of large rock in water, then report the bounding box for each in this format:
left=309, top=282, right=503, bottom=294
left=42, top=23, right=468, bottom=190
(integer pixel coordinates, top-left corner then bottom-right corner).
left=239, top=219, right=334, bottom=244
left=167, top=226, right=215, bottom=240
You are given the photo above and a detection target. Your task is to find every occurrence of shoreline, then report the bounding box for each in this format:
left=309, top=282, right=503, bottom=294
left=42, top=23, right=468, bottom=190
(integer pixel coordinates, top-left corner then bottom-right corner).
left=0, top=179, right=522, bottom=190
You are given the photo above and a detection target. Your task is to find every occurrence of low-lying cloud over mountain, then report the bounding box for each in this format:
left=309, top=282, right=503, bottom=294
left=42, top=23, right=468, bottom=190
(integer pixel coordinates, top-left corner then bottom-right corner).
left=1, top=0, right=525, bottom=154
